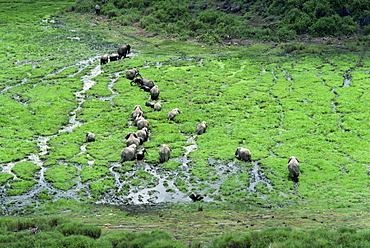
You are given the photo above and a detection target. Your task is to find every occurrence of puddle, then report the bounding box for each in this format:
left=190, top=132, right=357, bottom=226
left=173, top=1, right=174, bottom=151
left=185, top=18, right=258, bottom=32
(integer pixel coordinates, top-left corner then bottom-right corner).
left=247, top=162, right=273, bottom=192
left=342, top=71, right=352, bottom=87
left=176, top=137, right=197, bottom=168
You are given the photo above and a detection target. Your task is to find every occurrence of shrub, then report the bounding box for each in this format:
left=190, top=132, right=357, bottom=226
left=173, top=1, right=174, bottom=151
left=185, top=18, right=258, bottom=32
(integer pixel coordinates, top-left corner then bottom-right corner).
left=341, top=16, right=359, bottom=35
left=57, top=222, right=102, bottom=239
left=74, top=0, right=95, bottom=13
left=281, top=8, right=312, bottom=34
left=310, top=15, right=341, bottom=36
left=60, top=235, right=112, bottom=248
left=211, top=232, right=252, bottom=248
left=275, top=27, right=297, bottom=40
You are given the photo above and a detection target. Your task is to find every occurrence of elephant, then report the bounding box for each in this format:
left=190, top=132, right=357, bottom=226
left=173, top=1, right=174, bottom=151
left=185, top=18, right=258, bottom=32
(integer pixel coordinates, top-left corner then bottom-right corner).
left=153, top=102, right=161, bottom=111
left=136, top=117, right=149, bottom=130
left=235, top=147, right=252, bottom=162
left=145, top=101, right=161, bottom=111
left=136, top=127, right=149, bottom=144
left=131, top=77, right=155, bottom=89
left=136, top=147, right=148, bottom=160
left=117, top=44, right=131, bottom=59
left=140, top=85, right=151, bottom=92
left=86, top=132, right=95, bottom=142
left=167, top=108, right=181, bottom=121
left=95, top=5, right=100, bottom=15
left=100, top=54, right=109, bottom=65
left=120, top=144, right=137, bottom=163
left=125, top=132, right=141, bottom=147
left=287, top=156, right=300, bottom=183
left=189, top=193, right=204, bottom=202
left=109, top=54, right=119, bottom=62
left=126, top=68, right=141, bottom=80
left=159, top=144, right=171, bottom=163
left=196, top=121, right=207, bottom=135
left=131, top=105, right=143, bottom=120
left=150, top=85, right=160, bottom=100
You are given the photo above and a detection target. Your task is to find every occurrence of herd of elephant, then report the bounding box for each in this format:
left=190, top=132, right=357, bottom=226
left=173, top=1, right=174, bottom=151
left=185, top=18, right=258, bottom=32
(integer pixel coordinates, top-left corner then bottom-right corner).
left=97, top=44, right=300, bottom=183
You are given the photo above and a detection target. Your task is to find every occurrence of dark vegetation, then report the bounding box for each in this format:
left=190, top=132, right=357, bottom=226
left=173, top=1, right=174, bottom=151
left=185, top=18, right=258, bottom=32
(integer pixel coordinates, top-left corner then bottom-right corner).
left=2, top=215, right=370, bottom=247
left=74, top=0, right=370, bottom=43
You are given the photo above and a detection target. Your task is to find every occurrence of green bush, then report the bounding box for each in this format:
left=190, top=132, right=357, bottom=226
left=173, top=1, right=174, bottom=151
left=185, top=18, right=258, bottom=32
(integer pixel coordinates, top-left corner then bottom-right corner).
left=280, top=8, right=312, bottom=34
left=74, top=0, right=95, bottom=13
left=310, top=15, right=341, bottom=36
left=275, top=27, right=297, bottom=40
left=57, top=222, right=102, bottom=239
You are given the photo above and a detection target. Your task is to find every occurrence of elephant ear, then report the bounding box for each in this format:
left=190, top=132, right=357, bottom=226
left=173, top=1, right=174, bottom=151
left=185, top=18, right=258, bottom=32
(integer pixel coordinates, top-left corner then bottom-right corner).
left=125, top=133, right=132, bottom=139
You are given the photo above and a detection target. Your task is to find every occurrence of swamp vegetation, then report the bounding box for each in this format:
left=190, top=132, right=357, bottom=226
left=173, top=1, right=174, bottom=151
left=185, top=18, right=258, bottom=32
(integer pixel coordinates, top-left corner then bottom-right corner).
left=1, top=0, right=370, bottom=247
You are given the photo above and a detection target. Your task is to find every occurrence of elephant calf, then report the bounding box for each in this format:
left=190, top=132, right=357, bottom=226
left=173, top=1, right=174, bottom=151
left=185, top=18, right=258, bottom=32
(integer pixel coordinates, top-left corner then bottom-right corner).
left=136, top=117, right=149, bottom=130
left=109, top=54, right=119, bottom=62
left=136, top=147, right=147, bottom=161
left=131, top=105, right=143, bottom=120
left=287, top=156, right=300, bottom=183
left=168, top=108, right=181, bottom=121
left=235, top=147, right=252, bottom=162
left=136, top=127, right=149, bottom=144
left=126, top=68, right=141, bottom=80
left=131, top=77, right=155, bottom=89
left=150, top=85, right=160, bottom=100
left=120, top=144, right=137, bottom=163
left=125, top=132, right=141, bottom=147
left=86, top=132, right=95, bottom=142
left=196, top=121, right=207, bottom=135
left=159, top=144, right=171, bottom=163
left=100, top=55, right=109, bottom=65
left=146, top=102, right=161, bottom=111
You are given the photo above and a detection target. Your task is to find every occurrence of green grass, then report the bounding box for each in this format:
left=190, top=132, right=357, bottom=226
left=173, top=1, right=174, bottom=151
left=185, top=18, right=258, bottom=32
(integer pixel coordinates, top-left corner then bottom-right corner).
left=1, top=0, right=370, bottom=245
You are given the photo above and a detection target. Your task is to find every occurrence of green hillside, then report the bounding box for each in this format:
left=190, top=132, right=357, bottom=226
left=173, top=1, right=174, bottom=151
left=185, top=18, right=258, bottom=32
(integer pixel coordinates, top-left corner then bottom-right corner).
left=74, top=0, right=370, bottom=43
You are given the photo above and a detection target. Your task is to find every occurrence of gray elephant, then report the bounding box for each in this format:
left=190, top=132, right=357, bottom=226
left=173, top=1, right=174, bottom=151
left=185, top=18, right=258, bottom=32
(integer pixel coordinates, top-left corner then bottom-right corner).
left=117, top=44, right=131, bottom=59
left=159, top=144, right=171, bottom=163
left=109, top=54, right=119, bottom=62
left=120, top=144, right=137, bottom=163
left=145, top=101, right=161, bottom=111
left=136, top=117, right=149, bottom=130
left=287, top=156, right=300, bottom=183
left=100, top=54, right=109, bottom=65
left=95, top=4, right=100, bottom=15
left=235, top=147, right=252, bottom=162
left=189, top=193, right=204, bottom=202
left=196, top=121, right=207, bottom=135
left=126, top=68, right=141, bottom=80
left=150, top=85, right=160, bottom=100
left=168, top=108, right=181, bottom=121
left=136, top=147, right=148, bottom=160
left=125, top=132, right=141, bottom=147
left=135, top=127, right=149, bottom=144
left=131, top=105, right=143, bottom=120
left=86, top=132, right=95, bottom=142
left=131, top=77, right=155, bottom=89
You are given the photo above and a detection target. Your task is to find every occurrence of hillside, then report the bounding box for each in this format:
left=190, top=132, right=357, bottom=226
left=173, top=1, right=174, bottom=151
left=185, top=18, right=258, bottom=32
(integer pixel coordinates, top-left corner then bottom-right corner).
left=74, top=0, right=370, bottom=44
